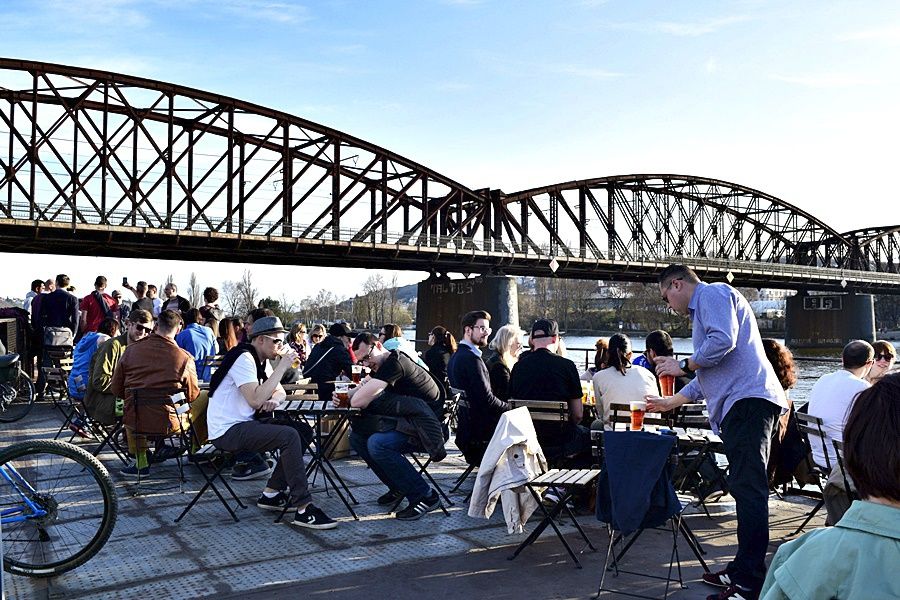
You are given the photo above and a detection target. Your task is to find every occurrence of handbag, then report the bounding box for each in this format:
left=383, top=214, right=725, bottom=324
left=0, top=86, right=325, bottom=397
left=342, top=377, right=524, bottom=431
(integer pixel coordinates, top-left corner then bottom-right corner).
left=43, top=326, right=74, bottom=347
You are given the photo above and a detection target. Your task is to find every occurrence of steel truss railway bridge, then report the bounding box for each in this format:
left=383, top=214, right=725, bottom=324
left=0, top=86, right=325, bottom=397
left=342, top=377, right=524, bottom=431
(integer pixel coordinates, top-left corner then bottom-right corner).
left=2, top=58, right=900, bottom=293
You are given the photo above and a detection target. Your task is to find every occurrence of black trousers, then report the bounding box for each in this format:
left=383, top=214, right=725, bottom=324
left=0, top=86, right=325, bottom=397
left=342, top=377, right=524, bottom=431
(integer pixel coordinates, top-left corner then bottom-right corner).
left=719, top=397, right=781, bottom=589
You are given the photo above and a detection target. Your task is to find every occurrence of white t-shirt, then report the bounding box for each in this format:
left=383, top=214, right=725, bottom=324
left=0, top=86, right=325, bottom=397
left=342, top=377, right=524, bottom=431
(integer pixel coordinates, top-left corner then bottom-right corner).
left=592, top=365, right=659, bottom=429
left=206, top=352, right=266, bottom=440
left=807, top=369, right=869, bottom=468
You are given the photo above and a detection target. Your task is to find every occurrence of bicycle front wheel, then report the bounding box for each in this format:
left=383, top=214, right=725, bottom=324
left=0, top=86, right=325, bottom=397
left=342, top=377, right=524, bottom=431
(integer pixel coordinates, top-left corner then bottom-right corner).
left=0, top=440, right=118, bottom=577
left=0, top=368, right=36, bottom=423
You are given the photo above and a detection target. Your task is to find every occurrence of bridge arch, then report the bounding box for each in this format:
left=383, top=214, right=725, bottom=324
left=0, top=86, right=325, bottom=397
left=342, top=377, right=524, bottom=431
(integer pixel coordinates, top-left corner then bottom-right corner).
left=0, top=57, right=485, bottom=247
left=502, top=175, right=850, bottom=268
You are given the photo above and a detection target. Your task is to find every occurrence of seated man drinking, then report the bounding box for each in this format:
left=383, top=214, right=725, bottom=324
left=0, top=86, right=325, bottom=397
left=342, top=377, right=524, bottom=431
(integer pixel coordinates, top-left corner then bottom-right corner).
left=206, top=316, right=337, bottom=530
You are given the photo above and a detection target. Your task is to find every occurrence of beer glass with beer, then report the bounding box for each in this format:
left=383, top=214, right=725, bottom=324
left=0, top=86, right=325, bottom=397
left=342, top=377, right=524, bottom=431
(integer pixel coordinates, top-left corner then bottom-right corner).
left=335, top=382, right=351, bottom=408
left=630, top=400, right=647, bottom=431
left=659, top=374, right=675, bottom=397
left=351, top=364, right=363, bottom=384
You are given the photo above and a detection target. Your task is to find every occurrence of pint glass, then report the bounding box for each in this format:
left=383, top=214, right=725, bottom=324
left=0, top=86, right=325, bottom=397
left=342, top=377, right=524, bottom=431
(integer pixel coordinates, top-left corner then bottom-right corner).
left=335, top=382, right=351, bottom=408
left=659, top=374, right=675, bottom=397
left=630, top=400, right=647, bottom=431
left=351, top=365, right=363, bottom=384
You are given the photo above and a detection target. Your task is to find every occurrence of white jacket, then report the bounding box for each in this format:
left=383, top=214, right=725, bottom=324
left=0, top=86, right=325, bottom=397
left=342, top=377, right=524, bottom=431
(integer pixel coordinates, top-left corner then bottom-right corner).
left=467, top=407, right=547, bottom=534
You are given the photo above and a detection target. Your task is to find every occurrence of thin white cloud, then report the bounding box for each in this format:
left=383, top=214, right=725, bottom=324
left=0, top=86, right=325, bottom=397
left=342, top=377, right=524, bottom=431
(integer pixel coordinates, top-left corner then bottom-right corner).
left=327, top=44, right=366, bottom=55
left=704, top=57, right=719, bottom=74
left=770, top=73, right=880, bottom=88
left=836, top=24, right=900, bottom=43
left=652, top=15, right=751, bottom=36
left=604, top=15, right=751, bottom=37
left=434, top=81, right=473, bottom=92
left=37, top=0, right=149, bottom=28
left=218, top=0, right=311, bottom=24
left=551, top=64, right=623, bottom=80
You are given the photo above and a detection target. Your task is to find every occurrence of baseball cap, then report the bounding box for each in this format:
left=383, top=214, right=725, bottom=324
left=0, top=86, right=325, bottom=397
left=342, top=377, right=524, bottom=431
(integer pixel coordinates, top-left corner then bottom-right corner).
left=530, top=318, right=559, bottom=340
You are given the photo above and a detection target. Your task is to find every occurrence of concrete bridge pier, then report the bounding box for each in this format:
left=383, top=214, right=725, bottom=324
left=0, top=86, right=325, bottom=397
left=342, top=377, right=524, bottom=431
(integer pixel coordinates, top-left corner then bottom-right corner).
left=784, top=291, right=875, bottom=350
left=415, top=274, right=518, bottom=342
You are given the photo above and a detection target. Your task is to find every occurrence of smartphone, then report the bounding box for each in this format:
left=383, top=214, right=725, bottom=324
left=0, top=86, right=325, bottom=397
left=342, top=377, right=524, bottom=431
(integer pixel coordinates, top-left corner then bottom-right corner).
left=122, top=277, right=128, bottom=286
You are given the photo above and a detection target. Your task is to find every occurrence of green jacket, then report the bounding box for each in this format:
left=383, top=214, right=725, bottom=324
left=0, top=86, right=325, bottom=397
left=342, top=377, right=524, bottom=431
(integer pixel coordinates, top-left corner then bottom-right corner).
left=84, top=333, right=128, bottom=425
left=761, top=500, right=900, bottom=600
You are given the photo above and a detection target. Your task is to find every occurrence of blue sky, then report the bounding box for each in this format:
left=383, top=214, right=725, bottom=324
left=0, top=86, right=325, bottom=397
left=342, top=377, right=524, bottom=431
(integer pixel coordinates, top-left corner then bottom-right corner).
left=1, top=0, right=898, bottom=301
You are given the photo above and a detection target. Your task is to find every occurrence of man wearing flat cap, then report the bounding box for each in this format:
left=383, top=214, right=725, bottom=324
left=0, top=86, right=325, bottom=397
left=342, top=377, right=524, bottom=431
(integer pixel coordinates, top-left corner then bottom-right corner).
left=508, top=318, right=590, bottom=465
left=305, top=321, right=354, bottom=402
left=206, top=316, right=338, bottom=530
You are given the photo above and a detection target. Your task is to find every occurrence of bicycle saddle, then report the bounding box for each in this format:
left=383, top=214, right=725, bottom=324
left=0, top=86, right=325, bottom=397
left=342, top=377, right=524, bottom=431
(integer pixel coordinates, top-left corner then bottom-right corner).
left=0, top=353, right=20, bottom=367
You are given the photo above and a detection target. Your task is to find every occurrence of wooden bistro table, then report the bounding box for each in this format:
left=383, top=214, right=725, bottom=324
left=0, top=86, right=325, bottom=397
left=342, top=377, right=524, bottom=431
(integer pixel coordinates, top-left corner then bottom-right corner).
left=275, top=397, right=361, bottom=520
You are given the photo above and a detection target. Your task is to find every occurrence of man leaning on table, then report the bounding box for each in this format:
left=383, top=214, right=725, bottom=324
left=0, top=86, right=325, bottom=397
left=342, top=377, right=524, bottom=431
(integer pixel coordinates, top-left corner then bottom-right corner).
left=647, top=264, right=787, bottom=600
left=205, top=316, right=337, bottom=530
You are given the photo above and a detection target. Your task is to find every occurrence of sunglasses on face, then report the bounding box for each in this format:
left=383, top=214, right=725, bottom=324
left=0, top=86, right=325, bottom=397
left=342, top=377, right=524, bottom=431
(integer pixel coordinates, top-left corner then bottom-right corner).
left=875, top=353, right=894, bottom=362
left=133, top=323, right=152, bottom=334
left=262, top=335, right=285, bottom=346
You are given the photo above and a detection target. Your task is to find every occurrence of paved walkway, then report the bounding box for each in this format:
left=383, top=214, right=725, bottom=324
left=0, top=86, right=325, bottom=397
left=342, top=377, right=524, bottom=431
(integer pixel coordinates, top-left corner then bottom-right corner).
left=4, top=404, right=823, bottom=600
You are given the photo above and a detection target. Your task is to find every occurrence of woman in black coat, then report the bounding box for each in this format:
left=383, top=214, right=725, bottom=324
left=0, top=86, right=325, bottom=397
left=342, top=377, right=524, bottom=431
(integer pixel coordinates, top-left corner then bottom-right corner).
left=423, top=325, right=456, bottom=387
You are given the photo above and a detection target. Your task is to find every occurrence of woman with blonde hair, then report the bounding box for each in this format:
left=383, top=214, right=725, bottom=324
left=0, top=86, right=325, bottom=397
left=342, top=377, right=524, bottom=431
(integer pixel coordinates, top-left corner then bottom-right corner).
left=485, top=324, right=523, bottom=402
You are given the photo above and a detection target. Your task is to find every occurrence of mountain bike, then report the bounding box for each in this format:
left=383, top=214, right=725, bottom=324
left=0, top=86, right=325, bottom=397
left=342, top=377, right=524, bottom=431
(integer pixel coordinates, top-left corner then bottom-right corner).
left=1, top=439, right=118, bottom=577
left=0, top=354, right=35, bottom=423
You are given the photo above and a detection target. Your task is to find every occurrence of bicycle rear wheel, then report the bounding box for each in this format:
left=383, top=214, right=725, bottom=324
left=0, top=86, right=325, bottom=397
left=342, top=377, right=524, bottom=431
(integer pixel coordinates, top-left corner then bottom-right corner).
left=0, top=440, right=118, bottom=577
left=0, top=369, right=35, bottom=423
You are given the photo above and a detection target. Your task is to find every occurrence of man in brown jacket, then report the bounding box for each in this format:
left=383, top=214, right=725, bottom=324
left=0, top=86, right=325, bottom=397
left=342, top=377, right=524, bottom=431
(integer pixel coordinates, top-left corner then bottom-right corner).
left=84, top=309, right=154, bottom=425
left=112, top=309, right=200, bottom=478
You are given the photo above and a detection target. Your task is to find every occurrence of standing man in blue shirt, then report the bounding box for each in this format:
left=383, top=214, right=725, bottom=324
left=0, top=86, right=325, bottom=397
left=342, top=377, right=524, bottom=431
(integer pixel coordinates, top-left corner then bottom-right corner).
left=175, top=308, right=218, bottom=381
left=648, top=264, right=788, bottom=600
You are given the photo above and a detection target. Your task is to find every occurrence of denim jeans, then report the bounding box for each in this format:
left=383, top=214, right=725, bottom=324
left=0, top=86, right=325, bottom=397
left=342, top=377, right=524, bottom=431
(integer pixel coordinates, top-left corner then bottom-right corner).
left=349, top=429, right=430, bottom=502
left=719, top=397, right=781, bottom=589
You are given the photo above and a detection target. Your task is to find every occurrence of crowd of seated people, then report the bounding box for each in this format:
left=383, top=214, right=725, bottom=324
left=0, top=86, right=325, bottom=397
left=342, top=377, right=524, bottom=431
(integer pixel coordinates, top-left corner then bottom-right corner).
left=21, top=272, right=899, bottom=598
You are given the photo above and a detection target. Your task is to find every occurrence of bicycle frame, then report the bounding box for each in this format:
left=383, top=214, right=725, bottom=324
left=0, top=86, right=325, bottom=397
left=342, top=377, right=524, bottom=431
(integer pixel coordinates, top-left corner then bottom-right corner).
left=0, top=463, right=49, bottom=525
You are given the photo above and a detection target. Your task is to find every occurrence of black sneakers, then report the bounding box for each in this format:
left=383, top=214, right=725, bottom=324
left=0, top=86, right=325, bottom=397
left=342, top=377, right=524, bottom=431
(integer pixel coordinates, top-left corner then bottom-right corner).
left=291, top=504, right=338, bottom=530
left=256, top=491, right=289, bottom=512
left=395, top=490, right=441, bottom=521
left=232, top=458, right=274, bottom=481
left=376, top=490, right=404, bottom=506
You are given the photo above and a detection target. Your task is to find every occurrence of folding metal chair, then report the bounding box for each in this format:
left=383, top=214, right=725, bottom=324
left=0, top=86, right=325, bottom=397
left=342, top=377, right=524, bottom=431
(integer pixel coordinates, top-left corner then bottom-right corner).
left=792, top=412, right=832, bottom=534
left=830, top=439, right=857, bottom=502
left=127, top=388, right=190, bottom=494
left=174, top=397, right=246, bottom=523
left=388, top=374, right=460, bottom=515
left=596, top=430, right=710, bottom=599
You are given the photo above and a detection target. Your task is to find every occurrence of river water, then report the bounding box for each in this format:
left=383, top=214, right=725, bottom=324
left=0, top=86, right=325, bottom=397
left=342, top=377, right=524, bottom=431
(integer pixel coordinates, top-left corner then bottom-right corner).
left=408, top=328, right=835, bottom=405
